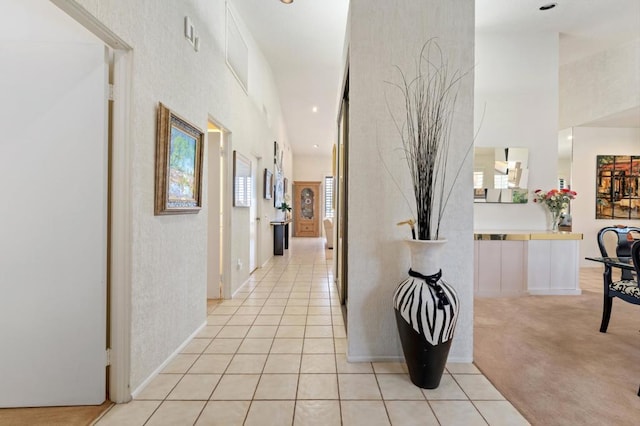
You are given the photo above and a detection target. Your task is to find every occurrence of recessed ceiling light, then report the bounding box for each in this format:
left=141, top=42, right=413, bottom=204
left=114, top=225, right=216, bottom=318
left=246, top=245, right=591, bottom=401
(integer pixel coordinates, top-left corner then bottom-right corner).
left=280, top=0, right=293, bottom=4
left=539, top=3, right=557, bottom=11
left=313, top=144, right=319, bottom=148
left=312, top=106, right=318, bottom=113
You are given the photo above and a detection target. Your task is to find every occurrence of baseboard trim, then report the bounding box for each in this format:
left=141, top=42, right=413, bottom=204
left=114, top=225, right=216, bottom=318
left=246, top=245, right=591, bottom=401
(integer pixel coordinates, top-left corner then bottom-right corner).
left=447, top=356, right=474, bottom=363
left=346, top=354, right=473, bottom=363
left=347, top=354, right=404, bottom=363
left=130, top=321, right=207, bottom=399
left=528, top=289, right=582, bottom=296
left=233, top=277, right=252, bottom=298
left=476, top=291, right=527, bottom=298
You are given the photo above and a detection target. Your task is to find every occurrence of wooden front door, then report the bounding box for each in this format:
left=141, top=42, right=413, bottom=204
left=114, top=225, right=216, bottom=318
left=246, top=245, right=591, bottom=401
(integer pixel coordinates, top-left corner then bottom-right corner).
left=293, top=181, right=321, bottom=237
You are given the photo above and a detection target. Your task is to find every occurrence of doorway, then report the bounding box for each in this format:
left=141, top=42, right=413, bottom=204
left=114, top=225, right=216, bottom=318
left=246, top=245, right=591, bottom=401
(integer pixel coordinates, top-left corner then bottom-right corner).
left=0, top=0, right=116, bottom=407
left=207, top=121, right=221, bottom=299
left=293, top=181, right=322, bottom=237
left=206, top=120, right=231, bottom=300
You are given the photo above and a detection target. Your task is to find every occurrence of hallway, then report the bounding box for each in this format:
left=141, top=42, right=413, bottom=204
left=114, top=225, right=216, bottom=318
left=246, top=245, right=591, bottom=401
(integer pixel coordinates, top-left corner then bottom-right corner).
left=94, top=237, right=527, bottom=425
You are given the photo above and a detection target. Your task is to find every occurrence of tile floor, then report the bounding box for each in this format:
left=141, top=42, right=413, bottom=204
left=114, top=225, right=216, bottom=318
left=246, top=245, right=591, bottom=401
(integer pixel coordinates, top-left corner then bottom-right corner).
left=94, top=238, right=529, bottom=426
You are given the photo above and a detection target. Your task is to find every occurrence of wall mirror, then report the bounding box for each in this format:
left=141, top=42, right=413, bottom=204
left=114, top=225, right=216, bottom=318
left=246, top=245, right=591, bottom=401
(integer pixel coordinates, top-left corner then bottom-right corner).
left=474, top=147, right=529, bottom=203
left=557, top=128, right=572, bottom=193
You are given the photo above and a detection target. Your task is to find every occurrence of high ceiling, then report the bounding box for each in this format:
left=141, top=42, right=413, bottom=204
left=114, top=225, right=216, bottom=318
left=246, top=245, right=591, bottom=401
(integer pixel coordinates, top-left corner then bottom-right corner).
left=231, top=0, right=349, bottom=157
left=476, top=0, right=640, bottom=65
left=232, top=0, right=640, bottom=156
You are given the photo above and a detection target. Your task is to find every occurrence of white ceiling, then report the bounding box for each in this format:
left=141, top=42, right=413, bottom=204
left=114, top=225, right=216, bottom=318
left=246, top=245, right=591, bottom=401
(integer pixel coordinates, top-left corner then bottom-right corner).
left=582, top=106, right=640, bottom=128
left=231, top=0, right=349, bottom=157
left=232, top=0, right=640, bottom=157
left=476, top=0, right=640, bottom=65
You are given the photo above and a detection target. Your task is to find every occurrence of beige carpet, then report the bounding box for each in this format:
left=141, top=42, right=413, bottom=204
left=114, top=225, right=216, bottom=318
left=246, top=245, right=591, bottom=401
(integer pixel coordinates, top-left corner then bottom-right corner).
left=0, top=401, right=112, bottom=426
left=475, top=268, right=640, bottom=426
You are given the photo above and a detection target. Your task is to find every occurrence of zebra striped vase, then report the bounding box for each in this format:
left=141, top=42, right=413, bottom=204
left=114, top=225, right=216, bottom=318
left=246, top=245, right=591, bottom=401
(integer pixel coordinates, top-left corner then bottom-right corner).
left=393, top=239, right=459, bottom=389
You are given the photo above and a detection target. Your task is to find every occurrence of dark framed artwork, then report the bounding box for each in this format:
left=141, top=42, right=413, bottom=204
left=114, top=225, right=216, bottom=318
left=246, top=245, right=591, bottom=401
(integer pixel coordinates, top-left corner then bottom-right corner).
left=274, top=140, right=283, bottom=170
left=154, top=103, right=204, bottom=215
left=233, top=150, right=252, bottom=207
left=264, top=168, right=273, bottom=199
left=596, top=155, right=640, bottom=219
left=274, top=170, right=284, bottom=208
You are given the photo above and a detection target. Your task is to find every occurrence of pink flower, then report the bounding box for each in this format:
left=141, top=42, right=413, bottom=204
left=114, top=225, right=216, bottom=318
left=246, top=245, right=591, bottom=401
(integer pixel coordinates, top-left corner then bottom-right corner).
left=532, top=188, right=577, bottom=214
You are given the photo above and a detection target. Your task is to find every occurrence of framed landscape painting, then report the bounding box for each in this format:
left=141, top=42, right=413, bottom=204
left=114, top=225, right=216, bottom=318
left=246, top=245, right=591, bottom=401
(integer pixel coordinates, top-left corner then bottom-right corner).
left=155, top=103, right=204, bottom=215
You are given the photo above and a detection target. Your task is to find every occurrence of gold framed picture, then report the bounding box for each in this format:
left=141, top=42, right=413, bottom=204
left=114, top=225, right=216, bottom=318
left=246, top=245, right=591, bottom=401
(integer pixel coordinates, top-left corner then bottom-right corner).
left=154, top=103, right=204, bottom=215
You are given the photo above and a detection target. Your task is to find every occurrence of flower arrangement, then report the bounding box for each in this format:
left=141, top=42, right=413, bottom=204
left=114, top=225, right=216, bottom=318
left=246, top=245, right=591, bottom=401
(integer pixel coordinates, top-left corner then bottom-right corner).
left=278, top=194, right=292, bottom=212
left=277, top=202, right=291, bottom=212
left=277, top=194, right=292, bottom=220
left=533, top=188, right=577, bottom=213
left=533, top=188, right=577, bottom=231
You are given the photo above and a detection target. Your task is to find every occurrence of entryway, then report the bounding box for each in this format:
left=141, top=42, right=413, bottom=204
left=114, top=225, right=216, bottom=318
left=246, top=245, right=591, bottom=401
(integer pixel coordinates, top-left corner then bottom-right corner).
left=206, top=120, right=230, bottom=301
left=293, top=181, right=322, bottom=237
left=0, top=0, right=135, bottom=413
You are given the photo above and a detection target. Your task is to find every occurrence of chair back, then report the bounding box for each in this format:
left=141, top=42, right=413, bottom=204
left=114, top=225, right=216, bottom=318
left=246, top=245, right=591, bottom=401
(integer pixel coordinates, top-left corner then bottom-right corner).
left=597, top=226, right=640, bottom=256
left=597, top=225, right=640, bottom=280
left=632, top=239, right=640, bottom=280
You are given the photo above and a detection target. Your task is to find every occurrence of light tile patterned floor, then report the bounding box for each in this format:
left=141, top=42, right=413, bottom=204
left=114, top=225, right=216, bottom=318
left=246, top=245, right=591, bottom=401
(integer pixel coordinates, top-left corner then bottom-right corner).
left=94, top=237, right=529, bottom=426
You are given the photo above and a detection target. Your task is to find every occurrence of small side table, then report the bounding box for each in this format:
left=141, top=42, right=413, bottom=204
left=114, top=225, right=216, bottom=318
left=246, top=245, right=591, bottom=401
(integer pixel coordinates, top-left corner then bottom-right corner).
left=270, top=220, right=292, bottom=255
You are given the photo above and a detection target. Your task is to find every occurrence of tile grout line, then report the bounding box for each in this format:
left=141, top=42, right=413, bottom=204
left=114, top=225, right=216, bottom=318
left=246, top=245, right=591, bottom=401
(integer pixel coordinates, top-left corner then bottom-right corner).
left=240, top=261, right=275, bottom=426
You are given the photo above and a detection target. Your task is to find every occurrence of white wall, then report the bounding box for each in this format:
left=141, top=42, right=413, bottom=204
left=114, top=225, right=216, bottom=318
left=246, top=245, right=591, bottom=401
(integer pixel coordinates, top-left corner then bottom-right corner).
left=572, top=127, right=640, bottom=266
left=293, top=154, right=332, bottom=182
left=70, top=0, right=290, bottom=391
left=560, top=39, right=640, bottom=129
left=474, top=32, right=560, bottom=230
left=348, top=0, right=474, bottom=362
left=293, top=153, right=332, bottom=214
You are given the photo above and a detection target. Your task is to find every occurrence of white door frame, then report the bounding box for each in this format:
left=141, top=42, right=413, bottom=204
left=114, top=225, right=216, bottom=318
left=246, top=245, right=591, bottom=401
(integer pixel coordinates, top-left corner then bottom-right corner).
left=249, top=154, right=262, bottom=273
left=205, top=117, right=232, bottom=300
left=108, top=46, right=133, bottom=404
left=221, top=134, right=233, bottom=299
left=52, top=0, right=133, bottom=403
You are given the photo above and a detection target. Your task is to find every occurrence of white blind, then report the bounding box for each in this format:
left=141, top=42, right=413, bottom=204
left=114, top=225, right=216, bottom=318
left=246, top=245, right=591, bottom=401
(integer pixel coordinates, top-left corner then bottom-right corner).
left=473, top=171, right=483, bottom=189
left=324, top=176, right=334, bottom=218
left=494, top=174, right=508, bottom=189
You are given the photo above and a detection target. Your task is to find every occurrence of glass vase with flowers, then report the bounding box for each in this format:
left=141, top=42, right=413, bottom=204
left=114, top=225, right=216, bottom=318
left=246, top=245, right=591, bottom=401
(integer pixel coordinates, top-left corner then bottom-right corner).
left=533, top=188, right=577, bottom=232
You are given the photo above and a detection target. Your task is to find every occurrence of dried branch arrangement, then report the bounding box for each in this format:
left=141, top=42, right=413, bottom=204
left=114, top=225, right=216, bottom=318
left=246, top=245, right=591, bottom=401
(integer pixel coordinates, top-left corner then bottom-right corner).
left=387, top=39, right=471, bottom=240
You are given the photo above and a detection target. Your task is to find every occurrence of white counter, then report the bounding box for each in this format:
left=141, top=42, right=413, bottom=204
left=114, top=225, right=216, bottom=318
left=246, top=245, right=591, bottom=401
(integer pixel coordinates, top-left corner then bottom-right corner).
left=474, top=231, right=583, bottom=297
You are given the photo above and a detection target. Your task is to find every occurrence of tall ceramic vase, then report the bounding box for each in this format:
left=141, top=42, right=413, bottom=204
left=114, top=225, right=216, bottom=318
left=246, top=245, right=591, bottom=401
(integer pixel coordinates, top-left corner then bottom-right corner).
left=393, top=239, right=459, bottom=389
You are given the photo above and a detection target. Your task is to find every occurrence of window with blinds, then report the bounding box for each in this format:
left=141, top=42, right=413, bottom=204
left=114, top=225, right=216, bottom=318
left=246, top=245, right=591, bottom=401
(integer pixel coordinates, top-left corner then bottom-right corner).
left=473, top=171, right=483, bottom=189
left=324, top=176, right=334, bottom=218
